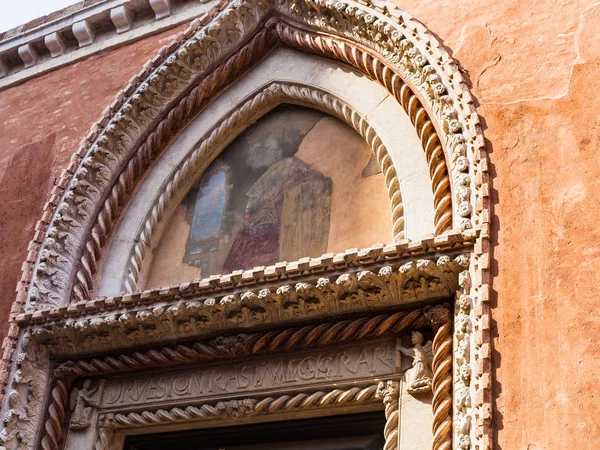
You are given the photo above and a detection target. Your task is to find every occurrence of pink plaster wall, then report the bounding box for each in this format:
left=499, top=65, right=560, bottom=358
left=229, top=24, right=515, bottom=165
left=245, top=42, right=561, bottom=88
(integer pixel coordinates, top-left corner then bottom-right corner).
left=0, top=25, right=187, bottom=342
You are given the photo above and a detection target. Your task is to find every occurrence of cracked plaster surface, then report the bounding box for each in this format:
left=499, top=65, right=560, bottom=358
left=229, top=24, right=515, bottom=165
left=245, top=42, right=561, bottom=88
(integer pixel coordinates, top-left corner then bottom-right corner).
left=393, top=0, right=592, bottom=104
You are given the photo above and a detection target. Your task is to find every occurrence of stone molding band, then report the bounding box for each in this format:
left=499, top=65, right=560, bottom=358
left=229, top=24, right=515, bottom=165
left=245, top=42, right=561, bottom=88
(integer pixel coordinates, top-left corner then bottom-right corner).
left=431, top=307, right=452, bottom=450
left=15, top=236, right=474, bottom=328
left=37, top=304, right=451, bottom=450
left=94, top=384, right=381, bottom=450
left=122, top=81, right=407, bottom=293
left=31, top=255, right=467, bottom=358
left=48, top=306, right=435, bottom=375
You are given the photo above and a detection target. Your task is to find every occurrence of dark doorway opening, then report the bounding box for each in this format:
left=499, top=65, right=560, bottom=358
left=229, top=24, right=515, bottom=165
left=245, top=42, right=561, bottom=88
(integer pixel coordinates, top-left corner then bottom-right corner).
left=124, top=411, right=385, bottom=450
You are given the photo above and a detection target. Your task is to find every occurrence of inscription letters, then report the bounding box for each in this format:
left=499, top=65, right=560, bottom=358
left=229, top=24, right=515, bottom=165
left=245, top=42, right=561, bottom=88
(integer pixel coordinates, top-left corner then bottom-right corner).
left=102, top=341, right=396, bottom=408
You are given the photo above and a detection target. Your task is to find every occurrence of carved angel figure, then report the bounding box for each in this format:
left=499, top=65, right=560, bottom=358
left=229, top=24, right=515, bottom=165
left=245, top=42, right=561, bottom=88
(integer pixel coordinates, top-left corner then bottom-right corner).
left=397, top=331, right=433, bottom=394
left=69, top=379, right=100, bottom=430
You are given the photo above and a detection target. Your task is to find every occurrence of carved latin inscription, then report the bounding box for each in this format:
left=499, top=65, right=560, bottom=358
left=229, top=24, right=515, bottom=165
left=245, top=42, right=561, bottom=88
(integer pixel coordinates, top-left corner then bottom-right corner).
left=102, top=340, right=398, bottom=409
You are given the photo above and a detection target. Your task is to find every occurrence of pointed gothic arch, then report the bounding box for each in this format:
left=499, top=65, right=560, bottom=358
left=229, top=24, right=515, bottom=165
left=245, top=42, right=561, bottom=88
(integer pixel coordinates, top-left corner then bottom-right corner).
left=19, top=0, right=487, bottom=311
left=1, top=2, right=492, bottom=450
left=96, top=50, right=440, bottom=296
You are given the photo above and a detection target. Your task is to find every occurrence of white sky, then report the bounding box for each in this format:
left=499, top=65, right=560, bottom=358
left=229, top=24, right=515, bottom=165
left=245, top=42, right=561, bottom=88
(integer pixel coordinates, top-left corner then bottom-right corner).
left=1, top=0, right=79, bottom=33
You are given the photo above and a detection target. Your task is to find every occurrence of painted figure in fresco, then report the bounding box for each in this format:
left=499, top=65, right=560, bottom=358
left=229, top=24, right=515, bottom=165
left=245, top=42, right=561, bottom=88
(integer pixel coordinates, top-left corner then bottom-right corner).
left=397, top=331, right=434, bottom=394
left=183, top=163, right=229, bottom=276
left=183, top=106, right=333, bottom=277
left=222, top=157, right=331, bottom=272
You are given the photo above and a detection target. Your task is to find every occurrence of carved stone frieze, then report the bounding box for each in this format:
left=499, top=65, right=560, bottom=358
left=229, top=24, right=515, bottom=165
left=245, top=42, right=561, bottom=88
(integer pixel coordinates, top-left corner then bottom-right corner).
left=50, top=308, right=432, bottom=382
left=0, top=333, right=50, bottom=450
left=30, top=256, right=466, bottom=357
left=100, top=340, right=398, bottom=409
left=35, top=306, right=450, bottom=450
left=455, top=270, right=473, bottom=449
left=15, top=236, right=474, bottom=327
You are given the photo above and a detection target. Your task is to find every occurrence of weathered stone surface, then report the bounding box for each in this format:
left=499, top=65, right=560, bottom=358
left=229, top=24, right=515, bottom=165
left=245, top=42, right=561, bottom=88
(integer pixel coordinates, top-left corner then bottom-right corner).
left=101, top=340, right=398, bottom=409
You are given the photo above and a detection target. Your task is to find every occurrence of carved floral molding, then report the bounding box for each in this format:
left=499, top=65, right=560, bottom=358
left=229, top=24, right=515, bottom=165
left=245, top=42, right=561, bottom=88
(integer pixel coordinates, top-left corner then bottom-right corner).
left=0, top=249, right=468, bottom=450
left=30, top=253, right=468, bottom=358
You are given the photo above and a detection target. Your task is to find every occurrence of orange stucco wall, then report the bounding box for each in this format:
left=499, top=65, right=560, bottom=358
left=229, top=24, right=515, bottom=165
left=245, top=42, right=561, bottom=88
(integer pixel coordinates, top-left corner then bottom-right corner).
left=1, top=1, right=600, bottom=448
left=388, top=1, right=600, bottom=447
left=396, top=0, right=600, bottom=450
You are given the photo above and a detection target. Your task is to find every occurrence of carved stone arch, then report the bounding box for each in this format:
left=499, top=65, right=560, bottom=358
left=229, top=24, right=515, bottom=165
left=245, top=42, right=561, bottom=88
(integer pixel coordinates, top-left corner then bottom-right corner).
left=0, top=3, right=493, bottom=450
left=96, top=49, right=440, bottom=295
left=13, top=0, right=488, bottom=315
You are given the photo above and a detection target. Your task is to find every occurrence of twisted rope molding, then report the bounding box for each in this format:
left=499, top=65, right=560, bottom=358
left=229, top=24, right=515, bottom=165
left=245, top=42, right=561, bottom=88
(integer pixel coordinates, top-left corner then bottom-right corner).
left=39, top=378, right=69, bottom=450
left=123, top=81, right=405, bottom=292
left=94, top=385, right=380, bottom=450
left=431, top=310, right=453, bottom=450
left=270, top=21, right=453, bottom=236
left=53, top=308, right=428, bottom=377
left=73, top=29, right=278, bottom=302
left=38, top=305, right=450, bottom=450
left=376, top=380, right=399, bottom=450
